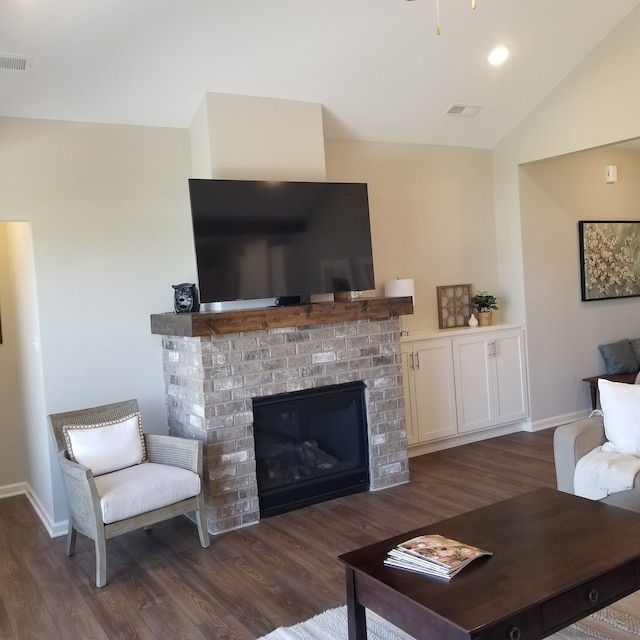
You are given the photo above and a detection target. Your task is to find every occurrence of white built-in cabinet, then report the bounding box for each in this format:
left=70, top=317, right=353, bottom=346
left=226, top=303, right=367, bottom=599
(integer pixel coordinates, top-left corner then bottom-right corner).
left=401, top=339, right=457, bottom=445
left=401, top=325, right=529, bottom=448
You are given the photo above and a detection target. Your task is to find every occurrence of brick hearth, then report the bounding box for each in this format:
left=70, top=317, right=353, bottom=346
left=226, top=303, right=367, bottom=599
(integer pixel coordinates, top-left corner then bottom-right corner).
left=151, top=299, right=411, bottom=534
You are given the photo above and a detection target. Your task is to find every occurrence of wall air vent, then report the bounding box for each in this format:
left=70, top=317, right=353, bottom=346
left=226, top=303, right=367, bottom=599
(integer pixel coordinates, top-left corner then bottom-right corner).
left=445, top=103, right=483, bottom=117
left=0, top=53, right=33, bottom=72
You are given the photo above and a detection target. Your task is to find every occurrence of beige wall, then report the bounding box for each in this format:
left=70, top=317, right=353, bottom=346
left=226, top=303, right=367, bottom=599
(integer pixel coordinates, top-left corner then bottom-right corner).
left=325, top=140, right=497, bottom=333
left=494, top=6, right=640, bottom=426
left=0, top=223, right=31, bottom=493
left=3, top=4, right=640, bottom=529
left=0, top=118, right=194, bottom=528
left=191, top=93, right=326, bottom=181
left=519, top=148, right=640, bottom=421
left=0, top=114, right=498, bottom=529
left=0, top=222, right=55, bottom=515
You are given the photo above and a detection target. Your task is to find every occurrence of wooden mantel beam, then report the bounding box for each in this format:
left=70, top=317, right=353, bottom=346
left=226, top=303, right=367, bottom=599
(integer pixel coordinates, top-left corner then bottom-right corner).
left=150, top=297, right=413, bottom=337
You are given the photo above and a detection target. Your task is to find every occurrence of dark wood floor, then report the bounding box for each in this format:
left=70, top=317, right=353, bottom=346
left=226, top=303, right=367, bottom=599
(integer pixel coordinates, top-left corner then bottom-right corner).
left=0, top=428, right=557, bottom=639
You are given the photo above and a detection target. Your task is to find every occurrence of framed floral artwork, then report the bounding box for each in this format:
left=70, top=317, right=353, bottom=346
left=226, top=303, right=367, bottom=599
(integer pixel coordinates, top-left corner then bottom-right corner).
left=579, top=221, right=640, bottom=301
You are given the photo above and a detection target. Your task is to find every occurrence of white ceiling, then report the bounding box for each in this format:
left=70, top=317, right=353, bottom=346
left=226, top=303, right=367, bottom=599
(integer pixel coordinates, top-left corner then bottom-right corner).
left=2, top=0, right=640, bottom=149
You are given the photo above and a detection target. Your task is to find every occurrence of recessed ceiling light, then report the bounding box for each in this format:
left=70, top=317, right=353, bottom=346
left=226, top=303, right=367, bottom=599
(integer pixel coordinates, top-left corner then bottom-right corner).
left=488, top=46, right=509, bottom=66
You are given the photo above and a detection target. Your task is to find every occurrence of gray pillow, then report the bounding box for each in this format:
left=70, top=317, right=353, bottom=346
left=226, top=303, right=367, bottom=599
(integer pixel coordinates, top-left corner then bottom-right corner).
left=629, top=337, right=640, bottom=368
left=598, top=339, right=637, bottom=374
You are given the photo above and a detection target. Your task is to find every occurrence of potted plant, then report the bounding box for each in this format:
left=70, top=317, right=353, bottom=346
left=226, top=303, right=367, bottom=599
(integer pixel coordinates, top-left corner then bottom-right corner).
left=471, top=291, right=498, bottom=326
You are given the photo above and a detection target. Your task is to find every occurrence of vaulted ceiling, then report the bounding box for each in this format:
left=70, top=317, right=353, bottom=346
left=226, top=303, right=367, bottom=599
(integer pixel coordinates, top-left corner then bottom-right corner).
left=2, top=0, right=640, bottom=148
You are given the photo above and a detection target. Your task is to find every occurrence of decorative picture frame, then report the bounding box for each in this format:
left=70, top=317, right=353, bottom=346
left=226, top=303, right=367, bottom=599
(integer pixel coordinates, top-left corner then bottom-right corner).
left=579, top=221, right=640, bottom=301
left=436, top=284, right=472, bottom=329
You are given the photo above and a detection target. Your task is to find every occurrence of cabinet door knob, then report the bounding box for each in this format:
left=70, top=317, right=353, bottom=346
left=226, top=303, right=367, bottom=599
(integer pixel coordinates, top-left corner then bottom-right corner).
left=415, top=353, right=420, bottom=369
left=507, top=626, right=521, bottom=640
left=587, top=588, right=599, bottom=603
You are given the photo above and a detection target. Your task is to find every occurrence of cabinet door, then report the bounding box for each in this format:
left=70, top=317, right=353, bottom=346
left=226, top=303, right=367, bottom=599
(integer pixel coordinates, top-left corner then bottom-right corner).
left=452, top=334, right=494, bottom=433
left=400, top=345, right=419, bottom=446
left=492, top=329, right=529, bottom=424
left=412, top=339, right=458, bottom=442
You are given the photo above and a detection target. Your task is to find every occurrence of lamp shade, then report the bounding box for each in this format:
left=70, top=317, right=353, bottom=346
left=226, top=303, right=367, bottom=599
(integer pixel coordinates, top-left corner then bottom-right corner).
left=384, top=278, right=414, bottom=298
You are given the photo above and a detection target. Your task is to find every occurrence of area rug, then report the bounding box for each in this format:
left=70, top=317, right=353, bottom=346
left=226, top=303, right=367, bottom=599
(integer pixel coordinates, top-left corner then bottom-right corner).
left=258, top=590, right=640, bottom=640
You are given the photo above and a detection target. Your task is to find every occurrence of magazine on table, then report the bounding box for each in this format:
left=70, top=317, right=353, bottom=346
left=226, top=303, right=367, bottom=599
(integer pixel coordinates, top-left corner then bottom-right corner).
left=384, top=534, right=492, bottom=579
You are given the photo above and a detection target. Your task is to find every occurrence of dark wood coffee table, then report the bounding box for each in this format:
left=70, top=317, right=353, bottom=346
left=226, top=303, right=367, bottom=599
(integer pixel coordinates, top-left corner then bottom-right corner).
left=339, top=488, right=640, bottom=640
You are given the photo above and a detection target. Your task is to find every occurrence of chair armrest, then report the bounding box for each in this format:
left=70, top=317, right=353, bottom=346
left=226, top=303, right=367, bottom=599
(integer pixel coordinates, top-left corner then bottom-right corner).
left=57, top=453, right=103, bottom=536
left=553, top=416, right=606, bottom=494
left=144, top=434, right=203, bottom=475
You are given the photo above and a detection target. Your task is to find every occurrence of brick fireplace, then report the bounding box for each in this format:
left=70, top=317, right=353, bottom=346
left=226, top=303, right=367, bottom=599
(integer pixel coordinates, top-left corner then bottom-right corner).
left=150, top=297, right=412, bottom=534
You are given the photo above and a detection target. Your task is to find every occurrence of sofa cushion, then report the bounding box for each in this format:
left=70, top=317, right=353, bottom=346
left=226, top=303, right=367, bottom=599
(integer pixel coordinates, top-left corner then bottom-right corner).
left=598, top=339, right=637, bottom=374
left=599, top=378, right=640, bottom=456
left=63, top=413, right=146, bottom=476
left=93, top=462, right=201, bottom=524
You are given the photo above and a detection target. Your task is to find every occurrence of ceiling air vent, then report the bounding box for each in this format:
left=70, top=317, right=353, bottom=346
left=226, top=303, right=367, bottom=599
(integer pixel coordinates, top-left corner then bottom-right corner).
left=445, top=104, right=483, bottom=118
left=0, top=53, right=33, bottom=72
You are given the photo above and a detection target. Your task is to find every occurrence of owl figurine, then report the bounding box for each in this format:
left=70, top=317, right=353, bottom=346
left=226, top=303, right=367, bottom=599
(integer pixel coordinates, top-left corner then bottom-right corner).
left=172, top=283, right=200, bottom=313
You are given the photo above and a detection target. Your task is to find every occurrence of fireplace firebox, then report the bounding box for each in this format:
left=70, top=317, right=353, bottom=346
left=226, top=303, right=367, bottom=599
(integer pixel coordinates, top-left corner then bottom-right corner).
left=253, top=381, right=370, bottom=518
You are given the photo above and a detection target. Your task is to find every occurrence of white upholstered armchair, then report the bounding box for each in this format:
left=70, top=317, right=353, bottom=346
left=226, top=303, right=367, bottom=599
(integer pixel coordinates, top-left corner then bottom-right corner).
left=48, top=399, right=210, bottom=587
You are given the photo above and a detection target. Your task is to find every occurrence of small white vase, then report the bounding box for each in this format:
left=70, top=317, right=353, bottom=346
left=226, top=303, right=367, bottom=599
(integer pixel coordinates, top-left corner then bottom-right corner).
left=468, top=313, right=479, bottom=327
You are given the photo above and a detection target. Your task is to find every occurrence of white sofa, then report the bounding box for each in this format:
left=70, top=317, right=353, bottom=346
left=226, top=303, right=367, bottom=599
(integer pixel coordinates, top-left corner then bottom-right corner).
left=554, top=414, right=640, bottom=512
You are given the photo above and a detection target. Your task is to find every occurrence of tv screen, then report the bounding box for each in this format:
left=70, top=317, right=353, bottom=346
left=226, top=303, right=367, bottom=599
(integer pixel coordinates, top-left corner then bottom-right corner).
left=188, top=179, right=375, bottom=304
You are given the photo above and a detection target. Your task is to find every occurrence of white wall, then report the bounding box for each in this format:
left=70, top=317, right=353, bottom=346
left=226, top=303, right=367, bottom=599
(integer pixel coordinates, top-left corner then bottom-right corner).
left=0, top=118, right=194, bottom=527
left=494, top=6, right=640, bottom=426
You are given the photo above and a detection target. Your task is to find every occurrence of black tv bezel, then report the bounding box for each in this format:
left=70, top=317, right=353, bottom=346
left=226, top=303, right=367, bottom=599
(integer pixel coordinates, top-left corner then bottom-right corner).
left=188, top=178, right=375, bottom=305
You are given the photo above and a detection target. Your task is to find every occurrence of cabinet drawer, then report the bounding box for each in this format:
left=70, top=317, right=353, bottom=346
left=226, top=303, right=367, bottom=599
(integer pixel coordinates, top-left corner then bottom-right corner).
left=542, top=563, right=635, bottom=631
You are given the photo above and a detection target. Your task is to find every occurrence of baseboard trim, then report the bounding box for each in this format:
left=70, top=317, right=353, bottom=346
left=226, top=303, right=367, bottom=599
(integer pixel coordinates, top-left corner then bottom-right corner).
left=408, top=421, right=526, bottom=457
left=0, top=483, right=68, bottom=538
left=528, top=409, right=591, bottom=432
left=25, top=486, right=68, bottom=538
left=0, top=482, right=28, bottom=499
left=407, top=410, right=592, bottom=457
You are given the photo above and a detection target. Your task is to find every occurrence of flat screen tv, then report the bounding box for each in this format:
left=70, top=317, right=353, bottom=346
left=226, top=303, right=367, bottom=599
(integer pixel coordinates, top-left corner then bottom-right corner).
left=188, top=179, right=375, bottom=304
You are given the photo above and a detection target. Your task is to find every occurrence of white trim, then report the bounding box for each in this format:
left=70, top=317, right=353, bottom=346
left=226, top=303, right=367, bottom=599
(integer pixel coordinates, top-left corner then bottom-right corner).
left=401, top=323, right=525, bottom=343
left=407, top=410, right=594, bottom=457
left=527, top=409, right=592, bottom=432
left=25, top=484, right=68, bottom=538
left=407, top=421, right=526, bottom=457
left=0, top=481, right=28, bottom=499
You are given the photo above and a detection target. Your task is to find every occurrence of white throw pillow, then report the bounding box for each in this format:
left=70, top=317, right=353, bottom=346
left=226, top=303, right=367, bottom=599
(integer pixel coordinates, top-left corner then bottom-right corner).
left=63, top=413, right=146, bottom=476
left=599, top=379, right=640, bottom=456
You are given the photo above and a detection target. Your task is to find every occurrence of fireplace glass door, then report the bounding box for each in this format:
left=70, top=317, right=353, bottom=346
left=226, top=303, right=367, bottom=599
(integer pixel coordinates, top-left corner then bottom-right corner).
left=252, top=381, right=370, bottom=517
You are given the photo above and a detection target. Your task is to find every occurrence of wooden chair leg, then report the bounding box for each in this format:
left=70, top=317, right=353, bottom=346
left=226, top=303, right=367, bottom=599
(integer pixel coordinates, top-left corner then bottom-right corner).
left=195, top=493, right=210, bottom=548
left=66, top=523, right=77, bottom=556
left=95, top=530, right=107, bottom=588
